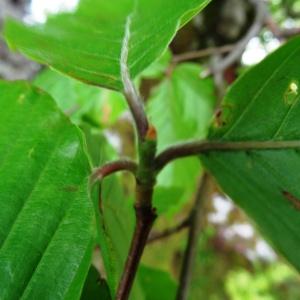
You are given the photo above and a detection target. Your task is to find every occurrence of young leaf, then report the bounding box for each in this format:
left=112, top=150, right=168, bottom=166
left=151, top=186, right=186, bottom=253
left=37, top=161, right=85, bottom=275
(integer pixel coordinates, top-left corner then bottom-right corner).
left=148, top=63, right=215, bottom=214
left=201, top=36, right=300, bottom=271
left=5, top=0, right=210, bottom=91
left=0, top=81, right=94, bottom=299
left=138, top=265, right=177, bottom=300
left=34, top=69, right=127, bottom=126
left=141, top=49, right=172, bottom=79
left=153, top=186, right=184, bottom=215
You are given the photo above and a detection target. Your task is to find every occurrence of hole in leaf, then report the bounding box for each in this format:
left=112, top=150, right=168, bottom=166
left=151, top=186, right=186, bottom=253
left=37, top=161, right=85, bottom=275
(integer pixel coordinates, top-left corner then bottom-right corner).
left=284, top=80, right=299, bottom=105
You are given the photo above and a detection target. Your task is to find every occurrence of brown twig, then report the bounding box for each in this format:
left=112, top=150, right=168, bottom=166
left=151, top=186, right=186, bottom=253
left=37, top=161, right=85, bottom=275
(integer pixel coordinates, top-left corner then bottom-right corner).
left=274, top=27, right=300, bottom=39
left=176, top=174, right=211, bottom=300
left=155, top=139, right=300, bottom=172
left=116, top=187, right=157, bottom=300
left=265, top=15, right=300, bottom=39
left=204, top=0, right=267, bottom=77
left=147, top=216, right=191, bottom=244
left=91, top=160, right=137, bottom=184
left=172, top=44, right=235, bottom=63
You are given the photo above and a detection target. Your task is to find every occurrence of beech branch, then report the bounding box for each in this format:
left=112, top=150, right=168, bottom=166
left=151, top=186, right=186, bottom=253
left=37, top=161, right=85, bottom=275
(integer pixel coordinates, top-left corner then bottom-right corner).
left=147, top=216, right=191, bottom=244
left=172, top=44, right=234, bottom=64
left=204, top=0, right=267, bottom=76
left=265, top=15, right=300, bottom=39
left=91, top=159, right=137, bottom=184
left=155, top=139, right=300, bottom=172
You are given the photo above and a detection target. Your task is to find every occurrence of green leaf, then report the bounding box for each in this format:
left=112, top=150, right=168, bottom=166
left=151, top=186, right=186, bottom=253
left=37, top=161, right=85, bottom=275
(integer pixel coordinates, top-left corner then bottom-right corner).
left=148, top=63, right=215, bottom=215
left=81, top=125, right=117, bottom=167
left=0, top=81, right=94, bottom=299
left=153, top=186, right=184, bottom=215
left=5, top=0, right=210, bottom=91
left=141, top=49, right=172, bottom=79
left=34, top=69, right=127, bottom=126
left=138, top=265, right=177, bottom=300
left=201, top=37, right=300, bottom=271
left=80, top=266, right=112, bottom=300
left=225, top=263, right=299, bottom=300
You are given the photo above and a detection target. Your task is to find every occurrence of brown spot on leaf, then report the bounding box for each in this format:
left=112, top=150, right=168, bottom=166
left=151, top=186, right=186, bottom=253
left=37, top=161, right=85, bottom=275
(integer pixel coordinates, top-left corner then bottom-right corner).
left=214, top=109, right=224, bottom=127
left=63, top=185, right=79, bottom=193
left=282, top=190, right=300, bottom=211
left=213, top=104, right=234, bottom=128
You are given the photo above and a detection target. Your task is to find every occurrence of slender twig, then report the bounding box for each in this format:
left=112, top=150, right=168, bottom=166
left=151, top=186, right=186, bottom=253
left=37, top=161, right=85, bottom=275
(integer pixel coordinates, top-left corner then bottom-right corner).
left=273, top=27, right=300, bottom=39
left=211, top=53, right=226, bottom=107
left=172, top=44, right=234, bottom=63
left=204, top=0, right=267, bottom=77
left=155, top=139, right=300, bottom=171
left=148, top=216, right=191, bottom=244
left=121, top=16, right=149, bottom=140
left=176, top=174, right=211, bottom=300
left=265, top=15, right=300, bottom=39
left=116, top=190, right=156, bottom=300
left=91, top=159, right=137, bottom=184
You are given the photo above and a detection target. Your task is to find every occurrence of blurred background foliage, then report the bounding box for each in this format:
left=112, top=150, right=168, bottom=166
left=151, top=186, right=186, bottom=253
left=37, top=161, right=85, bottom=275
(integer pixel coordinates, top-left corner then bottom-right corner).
left=1, top=0, right=300, bottom=299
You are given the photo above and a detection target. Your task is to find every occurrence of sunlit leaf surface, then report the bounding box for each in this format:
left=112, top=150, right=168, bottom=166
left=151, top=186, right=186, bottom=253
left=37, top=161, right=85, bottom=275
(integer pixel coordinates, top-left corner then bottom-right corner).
left=0, top=81, right=94, bottom=299
left=5, top=0, right=210, bottom=90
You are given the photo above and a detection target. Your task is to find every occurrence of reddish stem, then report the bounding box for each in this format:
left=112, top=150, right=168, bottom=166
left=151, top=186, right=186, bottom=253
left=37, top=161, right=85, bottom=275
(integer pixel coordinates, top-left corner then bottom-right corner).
left=116, top=184, right=157, bottom=300
left=91, top=160, right=137, bottom=183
